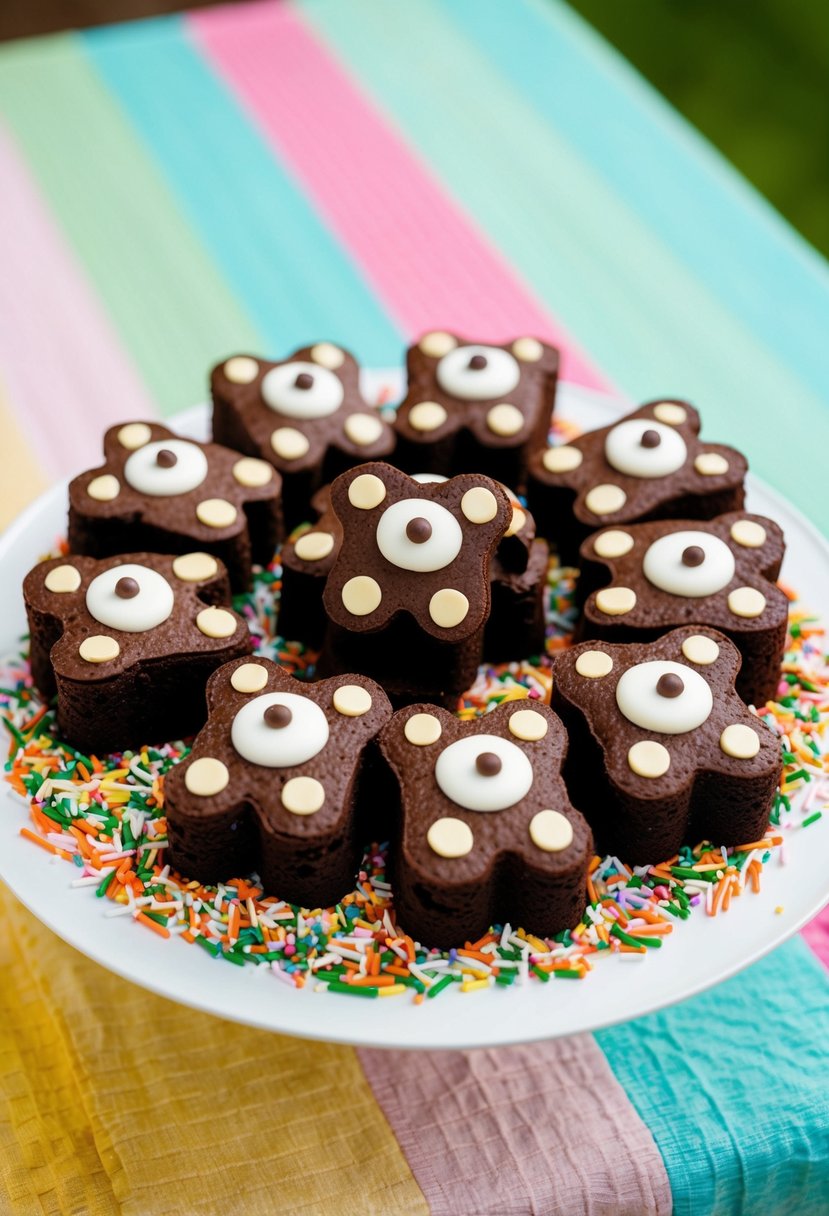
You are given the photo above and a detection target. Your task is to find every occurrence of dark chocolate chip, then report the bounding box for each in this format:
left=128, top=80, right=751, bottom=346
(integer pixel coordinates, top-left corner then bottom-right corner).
left=114, top=576, right=140, bottom=599
left=468, top=354, right=488, bottom=371
left=294, top=372, right=314, bottom=390
left=476, top=751, right=502, bottom=777
left=656, top=673, right=684, bottom=699
left=406, top=516, right=432, bottom=544
left=681, top=545, right=706, bottom=567
left=640, top=429, right=661, bottom=449
left=264, top=704, right=293, bottom=729
left=156, top=448, right=178, bottom=468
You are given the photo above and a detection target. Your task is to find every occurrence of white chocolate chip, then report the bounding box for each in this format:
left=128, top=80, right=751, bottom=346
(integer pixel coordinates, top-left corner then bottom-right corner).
left=728, top=586, right=766, bottom=618
left=348, top=473, right=386, bottom=510
left=694, top=452, right=729, bottom=476
left=419, top=331, right=457, bottom=358
left=593, top=530, right=634, bottom=559
left=652, top=402, right=687, bottom=426
left=529, top=809, right=573, bottom=852
left=230, top=662, right=269, bottom=694
left=117, top=422, right=152, bottom=450
left=512, top=336, right=543, bottom=362
left=506, top=507, right=526, bottom=538
left=271, top=427, right=310, bottom=461
left=282, top=776, right=325, bottom=815
left=172, top=552, right=219, bottom=583
left=628, top=740, right=671, bottom=779
left=429, top=588, right=469, bottom=629
left=575, top=650, right=613, bottom=678
left=460, top=486, right=498, bottom=524
left=185, top=756, right=229, bottom=796
left=310, top=342, right=344, bottom=369
left=44, top=564, right=81, bottom=594
left=87, top=474, right=120, bottom=502
left=681, top=634, right=720, bottom=665
left=542, top=445, right=582, bottom=474
left=341, top=575, right=382, bottom=616
left=344, top=412, right=384, bottom=447
left=595, top=586, right=636, bottom=616
left=720, top=723, right=760, bottom=759
left=408, top=401, right=447, bottom=432
left=233, top=457, right=273, bottom=487
left=223, top=355, right=260, bottom=384
left=294, top=531, right=335, bottom=562
left=585, top=484, right=627, bottom=516
left=427, top=816, right=473, bottom=859
left=79, top=635, right=120, bottom=663
left=508, top=708, right=548, bottom=741
left=196, top=498, right=238, bottom=529
left=196, top=606, right=238, bottom=638
left=486, top=403, right=523, bottom=437
left=730, top=519, right=767, bottom=548
left=404, top=713, right=442, bottom=745
left=333, top=684, right=372, bottom=717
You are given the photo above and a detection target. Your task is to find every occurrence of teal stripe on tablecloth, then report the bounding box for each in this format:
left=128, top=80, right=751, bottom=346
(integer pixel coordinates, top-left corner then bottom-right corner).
left=82, top=17, right=404, bottom=368
left=596, top=937, right=829, bottom=1216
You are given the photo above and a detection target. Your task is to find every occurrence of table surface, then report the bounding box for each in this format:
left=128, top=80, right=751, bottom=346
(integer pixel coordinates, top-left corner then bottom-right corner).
left=0, top=3, right=827, bottom=1214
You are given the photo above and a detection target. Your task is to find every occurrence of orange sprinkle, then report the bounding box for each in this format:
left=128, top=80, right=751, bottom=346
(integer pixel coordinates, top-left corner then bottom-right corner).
left=457, top=948, right=492, bottom=963
left=135, top=912, right=171, bottom=939
left=347, top=975, right=396, bottom=988
left=384, top=964, right=413, bottom=978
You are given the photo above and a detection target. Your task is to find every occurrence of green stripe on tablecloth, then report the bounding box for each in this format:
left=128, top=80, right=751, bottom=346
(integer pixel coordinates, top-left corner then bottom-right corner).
left=301, top=0, right=829, bottom=529
left=0, top=32, right=262, bottom=415
left=596, top=937, right=829, bottom=1215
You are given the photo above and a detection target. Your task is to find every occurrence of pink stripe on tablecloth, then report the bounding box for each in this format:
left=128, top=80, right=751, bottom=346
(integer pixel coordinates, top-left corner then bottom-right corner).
left=188, top=2, right=609, bottom=392
left=359, top=1036, right=672, bottom=1216
left=0, top=123, right=156, bottom=479
left=801, top=906, right=829, bottom=969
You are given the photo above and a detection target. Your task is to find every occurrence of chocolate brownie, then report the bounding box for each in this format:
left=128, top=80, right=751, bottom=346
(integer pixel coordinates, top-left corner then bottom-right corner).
left=394, top=332, right=558, bottom=489
left=210, top=344, right=395, bottom=527
left=379, top=701, right=592, bottom=948
left=526, top=401, right=747, bottom=563
left=551, top=627, right=781, bottom=864
left=164, top=657, right=392, bottom=909
left=577, top=513, right=787, bottom=707
left=68, top=421, right=282, bottom=591
left=24, top=552, right=250, bottom=754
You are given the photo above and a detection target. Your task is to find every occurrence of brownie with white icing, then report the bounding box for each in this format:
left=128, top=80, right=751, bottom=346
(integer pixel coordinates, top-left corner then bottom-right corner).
left=164, top=657, right=392, bottom=908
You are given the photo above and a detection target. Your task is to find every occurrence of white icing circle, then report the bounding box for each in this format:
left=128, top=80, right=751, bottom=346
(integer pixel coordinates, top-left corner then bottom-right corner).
left=616, top=660, right=713, bottom=734
left=434, top=735, right=534, bottom=812
left=411, top=473, right=448, bottom=484
left=85, top=564, right=174, bottom=632
left=230, top=693, right=329, bottom=768
left=642, top=531, right=736, bottom=598
left=604, top=419, right=688, bottom=479
left=436, top=345, right=521, bottom=400
left=375, top=499, right=462, bottom=572
left=260, top=362, right=343, bottom=419
left=124, top=439, right=208, bottom=497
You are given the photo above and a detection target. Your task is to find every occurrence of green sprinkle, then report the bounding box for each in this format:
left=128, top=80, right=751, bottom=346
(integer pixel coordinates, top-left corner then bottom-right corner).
left=495, top=972, right=515, bottom=986
left=95, top=871, right=115, bottom=898
left=324, top=981, right=378, bottom=998
left=531, top=964, right=550, bottom=982
left=426, top=974, right=454, bottom=999
left=785, top=768, right=810, bottom=784
left=552, top=968, right=583, bottom=979
left=195, top=936, right=220, bottom=958
left=802, top=811, right=823, bottom=828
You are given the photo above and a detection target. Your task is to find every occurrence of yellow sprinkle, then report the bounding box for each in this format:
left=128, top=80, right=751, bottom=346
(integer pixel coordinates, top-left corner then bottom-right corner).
left=377, top=984, right=407, bottom=998
left=775, top=906, right=784, bottom=915
left=461, top=978, right=490, bottom=993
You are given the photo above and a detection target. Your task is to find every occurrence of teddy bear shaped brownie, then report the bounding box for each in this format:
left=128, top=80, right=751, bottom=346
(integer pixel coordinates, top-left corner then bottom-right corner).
left=551, top=627, right=781, bottom=865
left=576, top=512, right=787, bottom=707
left=393, top=332, right=559, bottom=490
left=379, top=701, right=593, bottom=948
left=164, top=658, right=392, bottom=909
left=317, top=463, right=512, bottom=707
left=526, top=400, right=747, bottom=564
left=210, top=343, right=395, bottom=528
left=68, top=422, right=282, bottom=591
left=24, top=552, right=250, bottom=755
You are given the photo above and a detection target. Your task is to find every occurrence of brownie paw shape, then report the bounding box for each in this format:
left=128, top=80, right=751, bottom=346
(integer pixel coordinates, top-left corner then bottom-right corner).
left=211, top=344, right=395, bottom=526
left=68, top=421, right=282, bottom=590
left=527, top=401, right=747, bottom=562
left=164, top=658, right=392, bottom=909
left=552, top=627, right=781, bottom=864
left=24, top=552, right=250, bottom=754
left=379, top=701, right=592, bottom=948
left=578, top=512, right=787, bottom=707
left=395, top=331, right=559, bottom=488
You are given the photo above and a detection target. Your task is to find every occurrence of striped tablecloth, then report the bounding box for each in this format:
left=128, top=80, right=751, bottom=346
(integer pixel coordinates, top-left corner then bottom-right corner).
left=1, top=3, right=828, bottom=1213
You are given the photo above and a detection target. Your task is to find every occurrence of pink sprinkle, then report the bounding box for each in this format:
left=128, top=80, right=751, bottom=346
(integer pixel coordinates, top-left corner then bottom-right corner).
left=284, top=943, right=296, bottom=956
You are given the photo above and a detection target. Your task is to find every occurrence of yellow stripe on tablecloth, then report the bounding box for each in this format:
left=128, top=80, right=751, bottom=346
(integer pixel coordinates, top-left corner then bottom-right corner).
left=0, top=381, right=48, bottom=530
left=0, top=893, right=427, bottom=1216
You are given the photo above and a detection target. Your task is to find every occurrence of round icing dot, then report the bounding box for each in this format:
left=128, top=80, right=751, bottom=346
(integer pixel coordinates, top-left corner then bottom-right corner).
left=79, top=635, right=120, bottom=664
left=376, top=498, right=462, bottom=572
left=427, top=817, right=473, bottom=859
left=508, top=709, right=548, bottom=742
left=231, top=662, right=269, bottom=694
left=627, top=741, right=671, bottom=779
left=529, top=810, right=573, bottom=852
left=411, top=472, right=448, bottom=484
left=45, top=564, right=81, bottom=594
left=604, top=419, right=688, bottom=479
left=418, top=331, right=457, bottom=358
left=333, top=684, right=372, bottom=717
left=196, top=498, right=238, bottom=530
left=261, top=361, right=344, bottom=419
left=731, top=519, right=767, bottom=548
left=117, top=422, right=152, bottom=450
left=728, top=587, right=766, bottom=618
left=681, top=634, right=720, bottom=665
left=595, top=587, right=637, bottom=616
left=695, top=452, right=730, bottom=476
left=124, top=439, right=208, bottom=497
left=542, top=445, right=582, bottom=474
left=429, top=588, right=469, bottom=629
left=233, top=457, right=272, bottom=488
left=575, top=650, right=613, bottom=679
left=435, top=734, right=533, bottom=812
left=344, top=412, right=384, bottom=447
left=408, top=401, right=448, bottom=432
left=585, top=484, right=627, bottom=516
left=720, top=723, right=760, bottom=759
left=87, top=474, right=120, bottom=502
left=512, top=336, right=543, bottom=362
left=348, top=473, right=386, bottom=510
left=404, top=713, right=442, bottom=746
left=341, top=576, right=382, bottom=616
left=506, top=508, right=526, bottom=538
left=460, top=486, right=499, bottom=524
left=282, top=776, right=325, bottom=815
left=185, top=756, right=229, bottom=797
left=196, top=606, right=238, bottom=639
left=593, top=530, right=634, bottom=559
left=652, top=402, right=687, bottom=426
left=310, top=342, right=345, bottom=369
left=486, top=403, right=523, bottom=437
left=616, top=660, right=713, bottom=733
left=223, top=355, right=259, bottom=384
left=231, top=692, right=329, bottom=767
left=436, top=345, right=521, bottom=401
left=271, top=428, right=310, bottom=461
left=172, top=552, right=219, bottom=583
left=642, top=530, right=736, bottom=598
left=85, top=563, right=174, bottom=632
left=294, top=531, right=335, bottom=562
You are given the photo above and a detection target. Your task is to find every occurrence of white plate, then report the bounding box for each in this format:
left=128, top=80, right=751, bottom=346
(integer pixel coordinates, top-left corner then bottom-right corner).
left=1, top=382, right=827, bottom=1051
